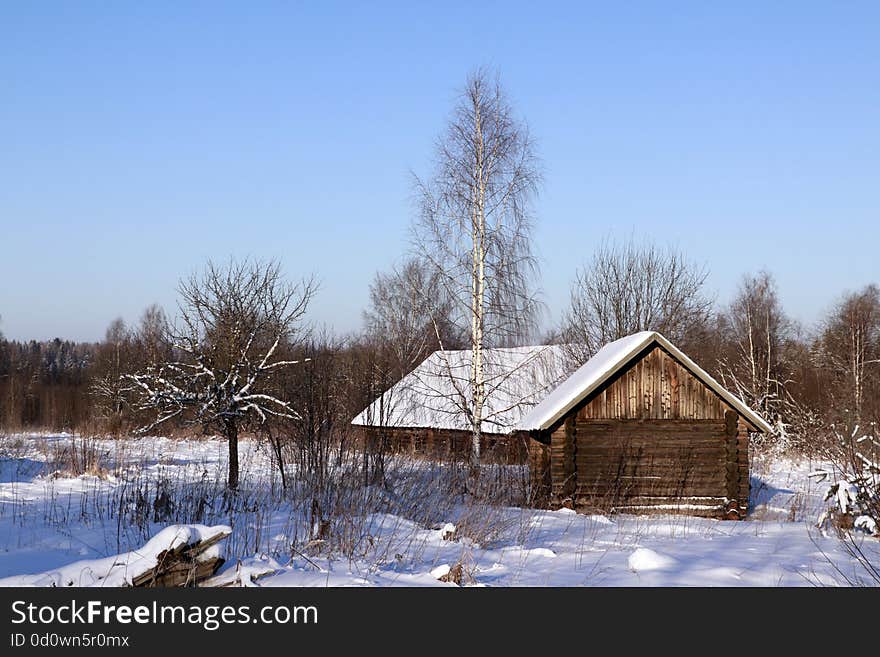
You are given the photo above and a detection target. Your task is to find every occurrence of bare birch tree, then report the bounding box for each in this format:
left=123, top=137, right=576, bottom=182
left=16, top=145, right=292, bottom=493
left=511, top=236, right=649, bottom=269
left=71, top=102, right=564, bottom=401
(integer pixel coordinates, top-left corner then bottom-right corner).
left=134, top=303, right=171, bottom=368
left=820, top=284, right=880, bottom=425
left=126, top=258, right=316, bottom=490
left=90, top=317, right=133, bottom=431
left=717, top=271, right=793, bottom=424
left=561, top=238, right=713, bottom=365
left=363, top=258, right=463, bottom=381
left=412, top=69, right=542, bottom=467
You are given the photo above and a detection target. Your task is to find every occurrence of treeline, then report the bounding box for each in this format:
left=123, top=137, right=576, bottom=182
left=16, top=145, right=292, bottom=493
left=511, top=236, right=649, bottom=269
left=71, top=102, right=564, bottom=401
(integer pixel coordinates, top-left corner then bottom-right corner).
left=0, top=306, right=169, bottom=432
left=0, top=302, right=438, bottom=479
left=556, top=240, right=879, bottom=453
left=0, top=338, right=93, bottom=429
left=1, top=250, right=877, bottom=458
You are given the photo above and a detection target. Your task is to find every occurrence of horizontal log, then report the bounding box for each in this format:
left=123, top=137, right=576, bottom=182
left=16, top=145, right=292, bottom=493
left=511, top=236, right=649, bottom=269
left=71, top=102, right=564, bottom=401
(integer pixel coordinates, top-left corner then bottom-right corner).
left=576, top=434, right=726, bottom=442
left=576, top=489, right=729, bottom=497
left=577, top=476, right=726, bottom=483
left=576, top=463, right=726, bottom=473
left=577, top=475, right=727, bottom=488
left=576, top=479, right=727, bottom=489
left=575, top=446, right=725, bottom=456
left=575, top=448, right=725, bottom=457
left=577, top=418, right=727, bottom=427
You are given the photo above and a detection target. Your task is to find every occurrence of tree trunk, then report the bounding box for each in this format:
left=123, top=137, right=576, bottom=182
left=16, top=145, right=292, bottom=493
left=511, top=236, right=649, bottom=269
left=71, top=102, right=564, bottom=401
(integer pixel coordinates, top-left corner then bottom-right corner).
left=225, top=417, right=239, bottom=490
left=469, top=92, right=486, bottom=471
left=266, top=426, right=286, bottom=491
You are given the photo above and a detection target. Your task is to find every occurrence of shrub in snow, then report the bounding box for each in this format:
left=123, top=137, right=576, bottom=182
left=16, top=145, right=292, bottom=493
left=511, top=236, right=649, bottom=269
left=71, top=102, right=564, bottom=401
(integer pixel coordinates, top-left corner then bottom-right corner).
left=439, top=523, right=456, bottom=541
left=817, top=477, right=878, bottom=535
left=438, top=562, right=465, bottom=585
left=814, top=430, right=879, bottom=536
left=854, top=515, right=877, bottom=534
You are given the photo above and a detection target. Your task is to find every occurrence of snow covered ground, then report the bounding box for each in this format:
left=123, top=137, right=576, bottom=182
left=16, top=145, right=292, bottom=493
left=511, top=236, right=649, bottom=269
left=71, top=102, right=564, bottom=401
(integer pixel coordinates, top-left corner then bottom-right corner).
left=0, top=433, right=877, bottom=587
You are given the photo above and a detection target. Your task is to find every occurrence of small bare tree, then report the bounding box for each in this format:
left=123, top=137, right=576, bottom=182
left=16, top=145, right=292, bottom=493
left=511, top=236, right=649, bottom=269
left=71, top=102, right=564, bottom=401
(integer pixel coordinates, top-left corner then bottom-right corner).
left=127, top=258, right=316, bottom=490
left=412, top=69, right=542, bottom=467
left=90, top=318, right=134, bottom=432
left=717, top=271, right=793, bottom=425
left=361, top=259, right=464, bottom=481
left=819, top=284, right=880, bottom=426
left=363, top=258, right=463, bottom=380
left=561, top=238, right=713, bottom=365
left=134, top=303, right=171, bottom=368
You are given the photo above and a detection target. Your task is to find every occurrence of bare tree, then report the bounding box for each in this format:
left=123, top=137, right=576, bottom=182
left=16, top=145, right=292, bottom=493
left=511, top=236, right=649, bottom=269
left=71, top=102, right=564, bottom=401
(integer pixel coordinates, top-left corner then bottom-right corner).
left=361, top=259, right=463, bottom=479
left=717, top=271, right=793, bottom=424
left=819, top=284, right=880, bottom=426
left=126, top=259, right=316, bottom=490
left=90, top=317, right=133, bottom=432
left=561, top=238, right=713, bottom=365
left=412, top=69, right=542, bottom=467
left=363, top=258, right=463, bottom=380
left=134, top=303, right=171, bottom=368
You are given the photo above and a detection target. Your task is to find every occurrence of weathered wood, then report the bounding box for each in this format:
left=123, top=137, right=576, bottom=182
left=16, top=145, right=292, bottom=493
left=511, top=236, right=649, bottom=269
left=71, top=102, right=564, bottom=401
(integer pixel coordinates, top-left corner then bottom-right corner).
left=569, top=415, right=730, bottom=514
left=575, top=345, right=730, bottom=422
left=131, top=532, right=229, bottom=588
left=549, top=415, right=577, bottom=504
left=542, top=342, right=759, bottom=519
left=357, top=426, right=527, bottom=464
left=528, top=437, right=551, bottom=507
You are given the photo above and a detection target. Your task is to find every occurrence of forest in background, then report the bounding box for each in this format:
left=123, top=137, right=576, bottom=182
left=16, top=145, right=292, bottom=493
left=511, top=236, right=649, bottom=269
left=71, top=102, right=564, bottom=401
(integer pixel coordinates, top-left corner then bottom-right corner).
left=1, top=255, right=877, bottom=458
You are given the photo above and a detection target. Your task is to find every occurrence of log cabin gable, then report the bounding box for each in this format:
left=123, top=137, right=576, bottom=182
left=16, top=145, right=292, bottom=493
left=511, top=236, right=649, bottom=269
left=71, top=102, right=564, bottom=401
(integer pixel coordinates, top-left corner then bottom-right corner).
left=540, top=341, right=761, bottom=435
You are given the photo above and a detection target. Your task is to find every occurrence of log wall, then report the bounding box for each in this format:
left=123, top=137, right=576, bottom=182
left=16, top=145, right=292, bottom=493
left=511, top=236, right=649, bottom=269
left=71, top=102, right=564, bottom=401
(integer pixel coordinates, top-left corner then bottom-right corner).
left=358, top=426, right=527, bottom=464
left=537, top=344, right=753, bottom=518
left=579, top=345, right=728, bottom=421
left=528, top=438, right=551, bottom=507
left=571, top=419, right=728, bottom=515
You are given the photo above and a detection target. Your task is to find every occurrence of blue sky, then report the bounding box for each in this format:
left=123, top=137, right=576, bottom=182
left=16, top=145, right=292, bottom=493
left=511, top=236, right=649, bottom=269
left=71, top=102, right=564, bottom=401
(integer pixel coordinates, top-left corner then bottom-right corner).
left=1, top=2, right=878, bottom=342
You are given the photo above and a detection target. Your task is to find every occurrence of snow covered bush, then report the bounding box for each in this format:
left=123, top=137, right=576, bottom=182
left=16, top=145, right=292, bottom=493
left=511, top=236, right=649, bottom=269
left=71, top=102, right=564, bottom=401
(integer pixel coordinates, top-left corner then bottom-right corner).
left=817, top=478, right=877, bottom=535
left=815, top=427, right=879, bottom=537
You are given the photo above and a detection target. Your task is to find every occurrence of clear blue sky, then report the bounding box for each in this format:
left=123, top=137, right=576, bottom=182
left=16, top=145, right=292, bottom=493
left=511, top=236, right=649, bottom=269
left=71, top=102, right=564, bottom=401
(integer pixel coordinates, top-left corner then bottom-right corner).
left=1, top=2, right=878, bottom=342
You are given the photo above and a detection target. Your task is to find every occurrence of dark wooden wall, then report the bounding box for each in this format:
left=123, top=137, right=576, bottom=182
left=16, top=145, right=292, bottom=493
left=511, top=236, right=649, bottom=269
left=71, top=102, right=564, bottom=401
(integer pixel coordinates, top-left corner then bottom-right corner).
left=358, top=426, right=528, bottom=464
left=535, top=344, right=753, bottom=519
left=580, top=345, right=728, bottom=421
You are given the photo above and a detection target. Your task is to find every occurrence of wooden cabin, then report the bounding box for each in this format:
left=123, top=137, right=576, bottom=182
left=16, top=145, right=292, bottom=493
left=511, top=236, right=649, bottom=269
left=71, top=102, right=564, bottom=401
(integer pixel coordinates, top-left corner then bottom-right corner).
left=352, top=331, right=772, bottom=519
left=351, top=345, right=569, bottom=463
left=518, top=332, right=772, bottom=519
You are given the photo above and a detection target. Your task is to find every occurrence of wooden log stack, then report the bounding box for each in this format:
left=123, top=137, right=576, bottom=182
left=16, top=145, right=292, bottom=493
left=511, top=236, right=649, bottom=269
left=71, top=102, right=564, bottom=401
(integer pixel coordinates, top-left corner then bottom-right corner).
left=131, top=529, right=229, bottom=588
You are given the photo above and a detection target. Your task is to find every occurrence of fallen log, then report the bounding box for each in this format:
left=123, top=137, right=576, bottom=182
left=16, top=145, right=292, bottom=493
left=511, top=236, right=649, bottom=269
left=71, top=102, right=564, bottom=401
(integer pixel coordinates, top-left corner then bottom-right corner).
left=131, top=526, right=231, bottom=588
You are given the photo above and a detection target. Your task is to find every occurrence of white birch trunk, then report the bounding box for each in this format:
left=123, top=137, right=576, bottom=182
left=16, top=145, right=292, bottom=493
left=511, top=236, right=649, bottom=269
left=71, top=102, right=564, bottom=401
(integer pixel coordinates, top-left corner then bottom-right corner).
left=470, top=95, right=486, bottom=468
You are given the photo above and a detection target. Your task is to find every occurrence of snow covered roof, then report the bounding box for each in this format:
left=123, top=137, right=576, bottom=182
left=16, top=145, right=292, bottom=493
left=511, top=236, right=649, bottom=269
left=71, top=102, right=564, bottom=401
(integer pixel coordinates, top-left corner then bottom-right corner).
left=351, top=345, right=571, bottom=434
left=352, top=332, right=772, bottom=436
left=517, top=331, right=773, bottom=433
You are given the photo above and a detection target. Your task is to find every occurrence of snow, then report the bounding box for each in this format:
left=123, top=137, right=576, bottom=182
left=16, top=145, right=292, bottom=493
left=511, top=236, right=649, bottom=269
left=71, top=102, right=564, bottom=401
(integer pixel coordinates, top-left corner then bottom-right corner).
left=351, top=345, right=569, bottom=433
left=429, top=564, right=451, bottom=579
left=855, top=516, right=877, bottom=534
left=0, top=433, right=878, bottom=587
left=439, top=523, right=456, bottom=540
left=832, top=481, right=861, bottom=513
left=628, top=548, right=677, bottom=572
left=0, top=524, right=230, bottom=587
left=204, top=554, right=283, bottom=587
left=518, top=331, right=773, bottom=433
